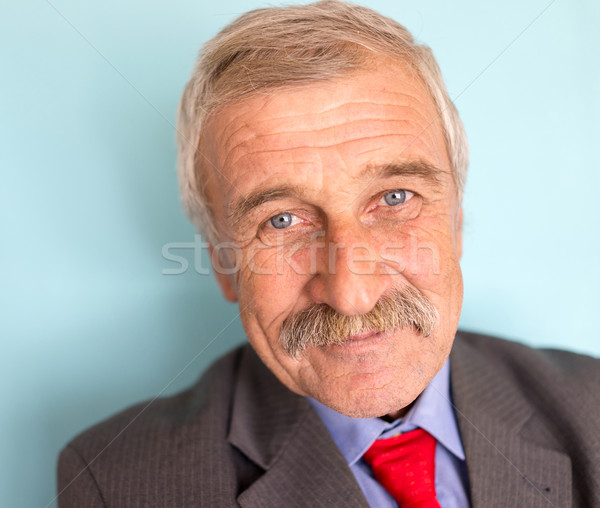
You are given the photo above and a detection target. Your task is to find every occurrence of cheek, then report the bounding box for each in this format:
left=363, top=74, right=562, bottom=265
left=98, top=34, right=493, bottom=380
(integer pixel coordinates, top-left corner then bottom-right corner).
left=393, top=217, right=463, bottom=330
left=235, top=243, right=312, bottom=330
left=239, top=239, right=314, bottom=286
left=375, top=221, right=455, bottom=282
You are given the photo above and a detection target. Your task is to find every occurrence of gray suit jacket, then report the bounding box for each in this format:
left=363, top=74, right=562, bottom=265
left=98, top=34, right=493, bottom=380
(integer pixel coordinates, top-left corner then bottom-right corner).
left=57, top=332, right=600, bottom=507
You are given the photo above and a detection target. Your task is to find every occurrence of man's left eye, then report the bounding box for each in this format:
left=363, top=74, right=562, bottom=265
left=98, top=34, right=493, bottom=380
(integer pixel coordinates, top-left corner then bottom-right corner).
left=382, top=189, right=414, bottom=206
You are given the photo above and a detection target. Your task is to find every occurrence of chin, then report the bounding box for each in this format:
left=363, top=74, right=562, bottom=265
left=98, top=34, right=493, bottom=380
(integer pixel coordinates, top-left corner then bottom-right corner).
left=315, top=386, right=419, bottom=420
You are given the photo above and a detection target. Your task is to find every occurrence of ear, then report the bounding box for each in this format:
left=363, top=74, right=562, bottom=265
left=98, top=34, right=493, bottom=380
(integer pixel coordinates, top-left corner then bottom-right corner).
left=456, top=207, right=463, bottom=260
left=209, top=244, right=238, bottom=302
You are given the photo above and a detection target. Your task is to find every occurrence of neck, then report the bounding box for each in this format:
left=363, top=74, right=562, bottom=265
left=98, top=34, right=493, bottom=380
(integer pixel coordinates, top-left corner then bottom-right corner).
left=382, top=400, right=415, bottom=422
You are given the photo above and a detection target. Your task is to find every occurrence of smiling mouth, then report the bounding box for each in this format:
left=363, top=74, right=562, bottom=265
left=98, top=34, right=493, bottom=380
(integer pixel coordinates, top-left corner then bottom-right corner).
left=344, top=329, right=389, bottom=343
left=323, top=329, right=393, bottom=353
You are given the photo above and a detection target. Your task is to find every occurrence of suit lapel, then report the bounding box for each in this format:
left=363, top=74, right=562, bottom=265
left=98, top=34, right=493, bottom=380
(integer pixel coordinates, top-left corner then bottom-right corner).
left=227, top=335, right=574, bottom=507
left=228, top=347, right=369, bottom=508
left=451, top=334, right=572, bottom=508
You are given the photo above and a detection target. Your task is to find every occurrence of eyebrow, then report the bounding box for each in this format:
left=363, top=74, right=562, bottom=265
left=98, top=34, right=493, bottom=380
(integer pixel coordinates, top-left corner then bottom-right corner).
left=227, top=160, right=444, bottom=229
left=361, top=160, right=444, bottom=187
left=228, top=185, right=300, bottom=229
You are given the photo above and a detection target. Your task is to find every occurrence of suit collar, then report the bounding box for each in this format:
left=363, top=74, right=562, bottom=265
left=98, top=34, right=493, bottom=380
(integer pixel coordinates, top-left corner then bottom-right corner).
left=228, top=346, right=369, bottom=507
left=226, top=335, right=574, bottom=507
left=306, top=358, right=465, bottom=466
left=451, top=332, right=572, bottom=508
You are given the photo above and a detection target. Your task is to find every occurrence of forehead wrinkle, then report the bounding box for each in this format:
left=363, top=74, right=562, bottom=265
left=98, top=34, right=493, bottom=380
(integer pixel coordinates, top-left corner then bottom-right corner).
left=210, top=101, right=257, bottom=154
left=232, top=100, right=431, bottom=138
left=217, top=94, right=440, bottom=175
left=224, top=121, right=410, bottom=169
left=238, top=101, right=436, bottom=148
left=219, top=95, right=433, bottom=151
left=220, top=120, right=254, bottom=161
left=355, top=145, right=385, bottom=158
left=240, top=118, right=416, bottom=147
left=251, top=96, right=430, bottom=124
left=226, top=132, right=433, bottom=172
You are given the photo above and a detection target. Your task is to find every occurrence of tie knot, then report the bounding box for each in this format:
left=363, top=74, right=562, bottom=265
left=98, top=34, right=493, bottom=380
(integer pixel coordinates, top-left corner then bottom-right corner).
left=363, top=428, right=441, bottom=508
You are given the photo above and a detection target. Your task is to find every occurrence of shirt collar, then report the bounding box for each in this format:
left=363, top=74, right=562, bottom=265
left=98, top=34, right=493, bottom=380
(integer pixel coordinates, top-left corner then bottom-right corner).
left=307, top=358, right=465, bottom=466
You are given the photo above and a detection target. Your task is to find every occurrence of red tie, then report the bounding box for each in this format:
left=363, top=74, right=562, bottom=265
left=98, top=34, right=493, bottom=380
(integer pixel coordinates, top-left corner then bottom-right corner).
left=363, top=428, right=441, bottom=508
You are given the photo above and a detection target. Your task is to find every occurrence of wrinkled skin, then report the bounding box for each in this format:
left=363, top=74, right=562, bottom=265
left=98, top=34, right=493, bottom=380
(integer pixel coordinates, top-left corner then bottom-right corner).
left=203, top=57, right=464, bottom=419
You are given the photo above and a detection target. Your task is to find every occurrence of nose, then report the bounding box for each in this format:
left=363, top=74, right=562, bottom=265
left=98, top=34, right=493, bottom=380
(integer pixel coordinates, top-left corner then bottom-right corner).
left=308, top=224, right=393, bottom=316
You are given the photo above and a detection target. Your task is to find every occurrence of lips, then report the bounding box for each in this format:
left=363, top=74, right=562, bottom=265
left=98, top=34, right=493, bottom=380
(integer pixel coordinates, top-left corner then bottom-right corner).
left=344, top=330, right=385, bottom=342
left=323, top=329, right=392, bottom=355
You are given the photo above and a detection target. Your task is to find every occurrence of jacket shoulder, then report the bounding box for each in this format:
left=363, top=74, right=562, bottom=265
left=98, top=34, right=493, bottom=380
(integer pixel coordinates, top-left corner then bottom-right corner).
left=57, top=346, right=248, bottom=507
left=452, top=331, right=600, bottom=506
left=452, top=330, right=600, bottom=447
left=454, top=330, right=600, bottom=392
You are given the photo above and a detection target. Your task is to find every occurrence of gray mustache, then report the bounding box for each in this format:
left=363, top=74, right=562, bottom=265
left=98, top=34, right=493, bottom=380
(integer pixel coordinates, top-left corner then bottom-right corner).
left=279, top=286, right=439, bottom=358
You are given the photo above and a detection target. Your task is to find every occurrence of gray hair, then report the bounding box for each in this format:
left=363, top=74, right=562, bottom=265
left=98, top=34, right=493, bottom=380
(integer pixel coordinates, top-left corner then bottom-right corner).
left=176, top=0, right=469, bottom=243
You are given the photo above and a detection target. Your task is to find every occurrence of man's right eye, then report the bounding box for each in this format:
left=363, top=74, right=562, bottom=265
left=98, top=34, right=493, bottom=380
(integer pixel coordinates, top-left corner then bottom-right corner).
left=269, top=212, right=295, bottom=229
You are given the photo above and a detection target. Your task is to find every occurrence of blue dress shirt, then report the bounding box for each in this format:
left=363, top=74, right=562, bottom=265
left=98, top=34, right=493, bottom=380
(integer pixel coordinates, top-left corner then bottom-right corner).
left=308, top=359, right=471, bottom=508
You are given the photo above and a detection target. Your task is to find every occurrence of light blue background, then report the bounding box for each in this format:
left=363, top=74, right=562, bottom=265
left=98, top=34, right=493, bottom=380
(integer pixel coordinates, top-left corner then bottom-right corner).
left=1, top=1, right=598, bottom=506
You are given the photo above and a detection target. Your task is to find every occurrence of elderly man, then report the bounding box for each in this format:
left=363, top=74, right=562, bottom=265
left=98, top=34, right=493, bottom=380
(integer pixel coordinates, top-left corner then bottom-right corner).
left=57, top=1, right=600, bottom=507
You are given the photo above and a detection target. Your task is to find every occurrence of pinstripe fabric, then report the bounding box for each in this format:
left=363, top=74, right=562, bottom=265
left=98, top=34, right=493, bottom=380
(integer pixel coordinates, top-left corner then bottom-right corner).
left=57, top=332, right=600, bottom=507
left=58, top=350, right=244, bottom=507
left=229, top=345, right=369, bottom=507
left=451, top=333, right=600, bottom=508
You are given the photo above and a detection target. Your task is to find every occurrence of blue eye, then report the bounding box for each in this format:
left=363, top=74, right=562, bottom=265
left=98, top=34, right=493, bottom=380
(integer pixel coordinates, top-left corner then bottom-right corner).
left=383, top=190, right=412, bottom=206
left=270, top=212, right=293, bottom=229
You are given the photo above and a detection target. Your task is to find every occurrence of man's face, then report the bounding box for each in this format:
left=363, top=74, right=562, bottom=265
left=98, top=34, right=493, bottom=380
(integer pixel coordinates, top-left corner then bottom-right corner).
left=203, top=58, right=463, bottom=418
